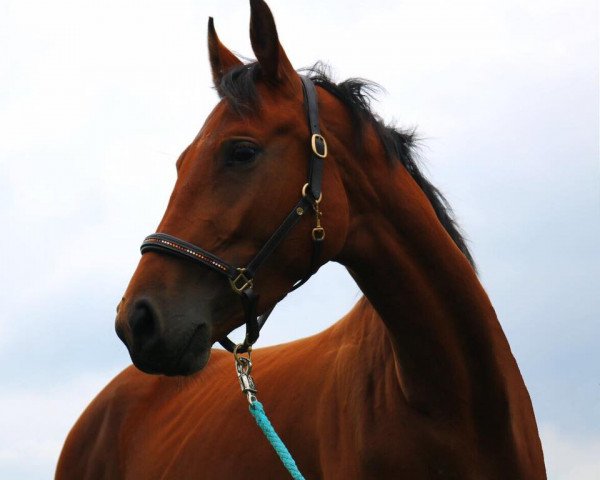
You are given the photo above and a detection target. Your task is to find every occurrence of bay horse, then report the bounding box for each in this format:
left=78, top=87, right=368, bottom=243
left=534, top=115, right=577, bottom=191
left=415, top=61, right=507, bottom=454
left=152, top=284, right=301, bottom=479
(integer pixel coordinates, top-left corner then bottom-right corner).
left=56, top=0, right=546, bottom=478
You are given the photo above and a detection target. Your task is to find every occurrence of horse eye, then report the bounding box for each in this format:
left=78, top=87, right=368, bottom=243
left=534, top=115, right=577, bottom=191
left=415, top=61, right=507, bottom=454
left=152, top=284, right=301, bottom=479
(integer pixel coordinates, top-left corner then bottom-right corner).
left=228, top=142, right=259, bottom=165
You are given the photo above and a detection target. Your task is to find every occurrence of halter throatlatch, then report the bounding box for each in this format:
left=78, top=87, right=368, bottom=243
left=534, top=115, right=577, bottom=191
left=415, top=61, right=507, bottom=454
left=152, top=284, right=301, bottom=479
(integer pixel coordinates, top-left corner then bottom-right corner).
left=140, top=76, right=327, bottom=353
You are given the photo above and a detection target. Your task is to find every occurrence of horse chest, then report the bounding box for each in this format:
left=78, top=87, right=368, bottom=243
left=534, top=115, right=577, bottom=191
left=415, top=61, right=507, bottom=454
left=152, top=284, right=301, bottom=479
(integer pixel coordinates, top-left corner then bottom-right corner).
left=65, top=362, right=496, bottom=479
left=120, top=393, right=468, bottom=480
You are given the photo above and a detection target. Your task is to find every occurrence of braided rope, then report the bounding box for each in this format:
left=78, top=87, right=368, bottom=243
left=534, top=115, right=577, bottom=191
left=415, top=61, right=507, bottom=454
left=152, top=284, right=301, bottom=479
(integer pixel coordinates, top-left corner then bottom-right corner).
left=248, top=401, right=306, bottom=480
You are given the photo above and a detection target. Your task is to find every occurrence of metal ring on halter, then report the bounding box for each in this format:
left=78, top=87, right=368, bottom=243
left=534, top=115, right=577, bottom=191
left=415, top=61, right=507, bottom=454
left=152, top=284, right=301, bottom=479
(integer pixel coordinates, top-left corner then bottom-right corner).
left=302, top=183, right=322, bottom=204
left=234, top=343, right=252, bottom=364
left=311, top=133, right=328, bottom=158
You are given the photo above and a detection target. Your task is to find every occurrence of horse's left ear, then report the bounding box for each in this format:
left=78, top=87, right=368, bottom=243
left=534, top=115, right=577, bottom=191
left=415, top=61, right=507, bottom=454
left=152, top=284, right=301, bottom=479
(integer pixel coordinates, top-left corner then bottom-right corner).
left=208, top=17, right=243, bottom=89
left=249, top=0, right=298, bottom=88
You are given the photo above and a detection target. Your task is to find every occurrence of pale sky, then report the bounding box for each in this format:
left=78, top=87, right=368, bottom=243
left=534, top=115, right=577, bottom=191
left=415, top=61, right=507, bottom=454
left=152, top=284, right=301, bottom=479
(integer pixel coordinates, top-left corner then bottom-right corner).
left=0, top=0, right=598, bottom=478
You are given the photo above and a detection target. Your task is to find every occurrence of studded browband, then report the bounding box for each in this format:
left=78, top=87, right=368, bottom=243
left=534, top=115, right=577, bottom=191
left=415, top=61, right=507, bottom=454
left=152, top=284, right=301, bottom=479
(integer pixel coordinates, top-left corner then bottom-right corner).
left=140, top=76, right=327, bottom=353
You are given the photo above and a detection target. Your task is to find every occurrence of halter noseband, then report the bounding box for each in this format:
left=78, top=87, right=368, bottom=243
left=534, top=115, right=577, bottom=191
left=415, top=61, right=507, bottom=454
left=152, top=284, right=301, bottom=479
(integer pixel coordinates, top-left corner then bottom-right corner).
left=140, top=76, right=327, bottom=353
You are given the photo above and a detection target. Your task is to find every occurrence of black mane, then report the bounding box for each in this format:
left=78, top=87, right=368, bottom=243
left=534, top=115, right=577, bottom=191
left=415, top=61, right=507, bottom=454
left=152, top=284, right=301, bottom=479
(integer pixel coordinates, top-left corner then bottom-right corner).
left=217, top=63, right=475, bottom=269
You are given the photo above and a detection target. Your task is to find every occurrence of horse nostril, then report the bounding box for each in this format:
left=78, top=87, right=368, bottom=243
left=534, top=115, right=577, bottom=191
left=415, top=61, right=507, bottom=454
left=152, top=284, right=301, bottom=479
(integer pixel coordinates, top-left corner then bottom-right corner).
left=129, top=299, right=160, bottom=343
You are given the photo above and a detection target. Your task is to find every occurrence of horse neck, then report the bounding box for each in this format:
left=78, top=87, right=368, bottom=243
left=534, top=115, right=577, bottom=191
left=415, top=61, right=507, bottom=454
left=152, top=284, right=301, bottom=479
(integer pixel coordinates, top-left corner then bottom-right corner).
left=334, top=135, right=529, bottom=426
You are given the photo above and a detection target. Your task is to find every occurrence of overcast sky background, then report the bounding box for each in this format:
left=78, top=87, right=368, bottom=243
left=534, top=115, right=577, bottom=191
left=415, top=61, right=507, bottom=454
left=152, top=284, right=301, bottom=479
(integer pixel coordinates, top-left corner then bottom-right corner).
left=0, top=0, right=598, bottom=478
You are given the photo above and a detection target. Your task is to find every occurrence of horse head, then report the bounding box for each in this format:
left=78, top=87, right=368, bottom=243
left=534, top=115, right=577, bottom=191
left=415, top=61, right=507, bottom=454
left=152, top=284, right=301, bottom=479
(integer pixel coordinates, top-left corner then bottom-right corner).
left=115, top=0, right=351, bottom=375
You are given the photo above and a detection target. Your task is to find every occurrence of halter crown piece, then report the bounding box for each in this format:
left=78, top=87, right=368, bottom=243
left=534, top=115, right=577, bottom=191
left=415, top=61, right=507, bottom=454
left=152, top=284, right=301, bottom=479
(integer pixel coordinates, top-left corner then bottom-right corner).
left=140, top=76, right=327, bottom=353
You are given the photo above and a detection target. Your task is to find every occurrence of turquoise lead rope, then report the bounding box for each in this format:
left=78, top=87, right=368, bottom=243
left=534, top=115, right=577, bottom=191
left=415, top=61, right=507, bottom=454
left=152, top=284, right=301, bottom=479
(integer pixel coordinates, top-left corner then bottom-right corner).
left=234, top=347, right=306, bottom=480
left=249, top=401, right=306, bottom=480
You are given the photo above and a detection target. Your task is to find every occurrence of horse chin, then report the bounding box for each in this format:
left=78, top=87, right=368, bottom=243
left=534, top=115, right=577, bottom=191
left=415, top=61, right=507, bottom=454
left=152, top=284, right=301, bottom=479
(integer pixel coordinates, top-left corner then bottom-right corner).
left=171, top=321, right=213, bottom=376
left=166, top=351, right=211, bottom=377
left=131, top=322, right=213, bottom=377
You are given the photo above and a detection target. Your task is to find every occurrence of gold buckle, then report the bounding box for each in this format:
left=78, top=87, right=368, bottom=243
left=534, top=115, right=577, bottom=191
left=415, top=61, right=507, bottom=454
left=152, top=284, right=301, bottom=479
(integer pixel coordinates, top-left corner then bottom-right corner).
left=311, top=134, right=328, bottom=158
left=229, top=268, right=253, bottom=294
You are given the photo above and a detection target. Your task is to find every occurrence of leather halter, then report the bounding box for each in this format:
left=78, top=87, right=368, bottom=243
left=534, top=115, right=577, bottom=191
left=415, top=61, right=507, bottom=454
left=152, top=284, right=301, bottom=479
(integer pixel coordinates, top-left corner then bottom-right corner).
left=140, top=76, right=327, bottom=353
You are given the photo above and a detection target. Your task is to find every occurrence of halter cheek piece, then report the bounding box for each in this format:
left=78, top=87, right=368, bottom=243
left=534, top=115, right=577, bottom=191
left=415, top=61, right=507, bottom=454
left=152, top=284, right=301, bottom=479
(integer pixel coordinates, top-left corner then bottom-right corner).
left=140, top=77, right=327, bottom=353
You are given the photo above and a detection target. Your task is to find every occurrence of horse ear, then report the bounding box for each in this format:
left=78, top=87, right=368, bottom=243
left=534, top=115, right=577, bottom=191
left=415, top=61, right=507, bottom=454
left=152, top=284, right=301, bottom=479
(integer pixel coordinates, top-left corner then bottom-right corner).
left=208, top=17, right=243, bottom=88
left=249, top=0, right=297, bottom=87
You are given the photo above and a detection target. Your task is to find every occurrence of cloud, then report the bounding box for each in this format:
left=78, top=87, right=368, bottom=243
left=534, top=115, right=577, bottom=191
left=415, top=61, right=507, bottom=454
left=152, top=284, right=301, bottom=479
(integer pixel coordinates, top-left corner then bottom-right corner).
left=0, top=370, right=122, bottom=479
left=541, top=423, right=600, bottom=480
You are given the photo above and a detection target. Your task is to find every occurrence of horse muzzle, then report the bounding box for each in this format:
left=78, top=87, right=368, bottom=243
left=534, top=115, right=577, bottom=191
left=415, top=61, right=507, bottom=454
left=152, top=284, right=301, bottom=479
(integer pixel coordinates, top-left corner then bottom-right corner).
left=115, top=296, right=212, bottom=376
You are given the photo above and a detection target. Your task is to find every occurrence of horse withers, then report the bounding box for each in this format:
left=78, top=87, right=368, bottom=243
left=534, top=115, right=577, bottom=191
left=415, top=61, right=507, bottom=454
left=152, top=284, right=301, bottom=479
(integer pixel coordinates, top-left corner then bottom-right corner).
left=56, top=1, right=546, bottom=478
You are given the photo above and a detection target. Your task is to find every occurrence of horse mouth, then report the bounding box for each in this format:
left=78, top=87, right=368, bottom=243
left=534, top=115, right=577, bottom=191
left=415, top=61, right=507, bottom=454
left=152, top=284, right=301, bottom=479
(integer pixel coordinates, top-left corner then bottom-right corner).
left=129, top=322, right=212, bottom=377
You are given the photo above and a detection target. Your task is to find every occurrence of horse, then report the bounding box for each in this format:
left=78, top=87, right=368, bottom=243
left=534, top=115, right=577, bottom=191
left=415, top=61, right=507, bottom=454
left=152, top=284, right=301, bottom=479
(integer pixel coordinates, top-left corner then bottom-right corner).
left=56, top=0, right=546, bottom=478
